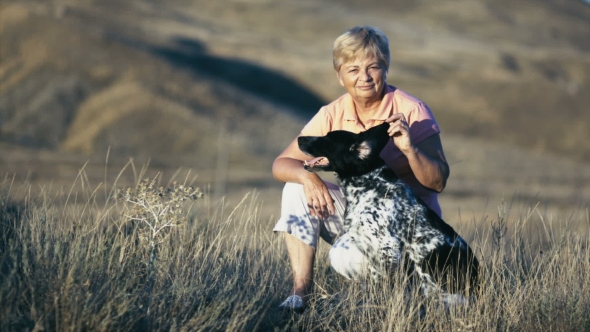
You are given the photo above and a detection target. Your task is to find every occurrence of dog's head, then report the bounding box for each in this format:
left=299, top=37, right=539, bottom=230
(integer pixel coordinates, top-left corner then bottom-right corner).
left=298, top=122, right=390, bottom=178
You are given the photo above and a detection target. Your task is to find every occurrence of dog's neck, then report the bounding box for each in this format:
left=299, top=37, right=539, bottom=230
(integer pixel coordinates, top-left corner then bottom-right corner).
left=336, top=163, right=398, bottom=187
left=332, top=158, right=388, bottom=180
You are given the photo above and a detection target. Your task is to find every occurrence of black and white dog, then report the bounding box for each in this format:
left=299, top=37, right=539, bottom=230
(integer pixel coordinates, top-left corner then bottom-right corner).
left=298, top=123, right=479, bottom=306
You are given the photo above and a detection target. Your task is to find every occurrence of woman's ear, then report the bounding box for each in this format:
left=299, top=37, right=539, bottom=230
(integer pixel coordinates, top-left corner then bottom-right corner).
left=336, top=70, right=344, bottom=87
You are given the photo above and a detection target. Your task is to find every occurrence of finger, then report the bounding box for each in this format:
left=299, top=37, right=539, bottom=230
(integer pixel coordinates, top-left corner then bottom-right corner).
left=315, top=196, right=329, bottom=218
left=324, top=193, right=336, bottom=215
left=385, top=113, right=403, bottom=123
left=310, top=197, right=326, bottom=217
left=387, top=122, right=402, bottom=137
left=389, top=119, right=410, bottom=134
left=307, top=200, right=318, bottom=217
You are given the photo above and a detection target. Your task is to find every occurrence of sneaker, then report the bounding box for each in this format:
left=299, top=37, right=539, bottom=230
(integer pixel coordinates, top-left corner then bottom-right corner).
left=278, top=295, right=306, bottom=313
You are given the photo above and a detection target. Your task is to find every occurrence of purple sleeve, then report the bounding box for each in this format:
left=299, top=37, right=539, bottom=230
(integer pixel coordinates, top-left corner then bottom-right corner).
left=408, top=102, right=440, bottom=145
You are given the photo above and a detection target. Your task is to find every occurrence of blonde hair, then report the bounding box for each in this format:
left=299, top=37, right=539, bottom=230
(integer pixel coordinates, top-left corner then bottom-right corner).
left=333, top=26, right=390, bottom=73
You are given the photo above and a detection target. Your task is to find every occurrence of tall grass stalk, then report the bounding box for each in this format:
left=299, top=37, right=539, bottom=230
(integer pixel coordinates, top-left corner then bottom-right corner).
left=0, top=170, right=589, bottom=331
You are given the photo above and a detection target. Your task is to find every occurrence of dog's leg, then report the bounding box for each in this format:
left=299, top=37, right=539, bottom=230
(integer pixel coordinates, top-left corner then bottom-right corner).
left=330, top=233, right=393, bottom=284
left=413, top=266, right=439, bottom=298
left=414, top=245, right=478, bottom=313
left=329, top=233, right=372, bottom=280
left=379, top=236, right=402, bottom=267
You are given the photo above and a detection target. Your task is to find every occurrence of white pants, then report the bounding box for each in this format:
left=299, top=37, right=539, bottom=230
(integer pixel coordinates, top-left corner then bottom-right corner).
left=273, top=182, right=372, bottom=280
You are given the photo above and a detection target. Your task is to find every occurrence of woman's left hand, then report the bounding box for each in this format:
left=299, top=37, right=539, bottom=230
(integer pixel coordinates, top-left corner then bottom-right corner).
left=385, top=113, right=414, bottom=154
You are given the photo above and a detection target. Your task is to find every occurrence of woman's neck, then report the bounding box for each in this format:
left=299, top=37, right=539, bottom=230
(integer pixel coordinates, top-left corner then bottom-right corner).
left=353, top=88, right=386, bottom=126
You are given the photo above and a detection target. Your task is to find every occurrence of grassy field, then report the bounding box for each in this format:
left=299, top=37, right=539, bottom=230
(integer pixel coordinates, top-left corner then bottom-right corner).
left=1, top=1, right=589, bottom=331
left=1, top=167, right=589, bottom=332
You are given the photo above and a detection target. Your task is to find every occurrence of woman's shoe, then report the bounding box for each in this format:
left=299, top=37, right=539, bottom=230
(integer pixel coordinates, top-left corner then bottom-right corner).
left=278, top=295, right=306, bottom=313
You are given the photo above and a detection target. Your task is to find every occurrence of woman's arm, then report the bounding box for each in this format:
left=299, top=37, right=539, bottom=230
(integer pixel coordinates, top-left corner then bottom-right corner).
left=386, top=114, right=449, bottom=192
left=403, top=134, right=449, bottom=192
left=272, top=139, right=315, bottom=184
left=272, top=138, right=336, bottom=217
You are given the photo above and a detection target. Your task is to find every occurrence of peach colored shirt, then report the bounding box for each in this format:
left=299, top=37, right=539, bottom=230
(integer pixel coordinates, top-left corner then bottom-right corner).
left=300, top=85, right=442, bottom=216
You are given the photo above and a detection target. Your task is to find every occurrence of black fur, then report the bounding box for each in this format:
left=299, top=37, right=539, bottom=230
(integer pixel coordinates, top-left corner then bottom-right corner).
left=298, top=123, right=479, bottom=302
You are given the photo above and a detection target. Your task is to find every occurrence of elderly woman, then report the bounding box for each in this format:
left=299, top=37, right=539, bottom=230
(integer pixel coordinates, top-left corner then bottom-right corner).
left=272, top=26, right=449, bottom=311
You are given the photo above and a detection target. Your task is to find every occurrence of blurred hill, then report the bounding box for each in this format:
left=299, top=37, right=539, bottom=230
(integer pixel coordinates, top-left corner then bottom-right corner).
left=0, top=0, right=589, bottom=219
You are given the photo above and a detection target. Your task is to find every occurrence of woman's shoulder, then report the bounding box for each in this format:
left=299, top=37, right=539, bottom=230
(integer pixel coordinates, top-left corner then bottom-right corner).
left=388, top=85, right=436, bottom=120
left=322, top=92, right=350, bottom=112
left=389, top=86, right=426, bottom=107
left=301, top=94, right=349, bottom=135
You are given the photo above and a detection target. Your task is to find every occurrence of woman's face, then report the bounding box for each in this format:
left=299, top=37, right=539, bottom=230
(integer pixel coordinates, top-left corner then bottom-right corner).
left=337, top=55, right=387, bottom=105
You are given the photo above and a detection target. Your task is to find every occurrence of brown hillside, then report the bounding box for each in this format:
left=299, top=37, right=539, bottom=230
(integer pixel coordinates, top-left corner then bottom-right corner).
left=0, top=0, right=589, bottom=218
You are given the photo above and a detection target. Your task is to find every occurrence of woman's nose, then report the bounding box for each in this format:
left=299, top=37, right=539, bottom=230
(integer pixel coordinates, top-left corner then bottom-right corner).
left=360, top=69, right=371, bottom=81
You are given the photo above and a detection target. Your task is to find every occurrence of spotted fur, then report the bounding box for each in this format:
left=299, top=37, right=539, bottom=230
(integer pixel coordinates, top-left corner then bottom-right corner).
left=298, top=123, right=479, bottom=305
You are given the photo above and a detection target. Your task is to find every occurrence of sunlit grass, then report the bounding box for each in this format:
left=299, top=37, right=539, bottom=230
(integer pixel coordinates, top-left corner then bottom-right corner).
left=0, top=167, right=589, bottom=331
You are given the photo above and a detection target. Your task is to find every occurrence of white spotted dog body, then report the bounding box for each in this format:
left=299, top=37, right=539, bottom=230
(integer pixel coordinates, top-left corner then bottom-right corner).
left=298, top=123, right=479, bottom=306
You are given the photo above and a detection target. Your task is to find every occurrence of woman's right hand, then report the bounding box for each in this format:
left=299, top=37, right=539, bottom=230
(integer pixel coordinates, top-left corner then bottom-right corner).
left=272, top=136, right=336, bottom=218
left=300, top=175, right=335, bottom=219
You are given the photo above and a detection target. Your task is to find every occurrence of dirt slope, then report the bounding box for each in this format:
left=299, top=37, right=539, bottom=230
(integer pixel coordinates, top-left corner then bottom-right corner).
left=0, top=0, right=589, bottom=219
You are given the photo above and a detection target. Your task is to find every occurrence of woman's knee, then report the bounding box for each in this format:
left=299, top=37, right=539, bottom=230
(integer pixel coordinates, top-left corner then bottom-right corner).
left=282, top=183, right=311, bottom=206
left=280, top=182, right=311, bottom=215
left=283, top=181, right=304, bottom=195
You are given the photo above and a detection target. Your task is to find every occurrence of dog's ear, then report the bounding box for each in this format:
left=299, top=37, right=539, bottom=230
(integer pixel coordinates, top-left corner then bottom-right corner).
left=357, top=123, right=390, bottom=159
left=357, top=141, right=373, bottom=160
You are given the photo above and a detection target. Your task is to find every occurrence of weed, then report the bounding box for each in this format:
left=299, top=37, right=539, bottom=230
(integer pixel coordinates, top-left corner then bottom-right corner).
left=117, top=176, right=203, bottom=328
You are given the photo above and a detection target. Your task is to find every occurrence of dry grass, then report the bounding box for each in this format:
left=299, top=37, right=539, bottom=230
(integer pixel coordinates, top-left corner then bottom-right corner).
left=0, top=167, right=589, bottom=332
